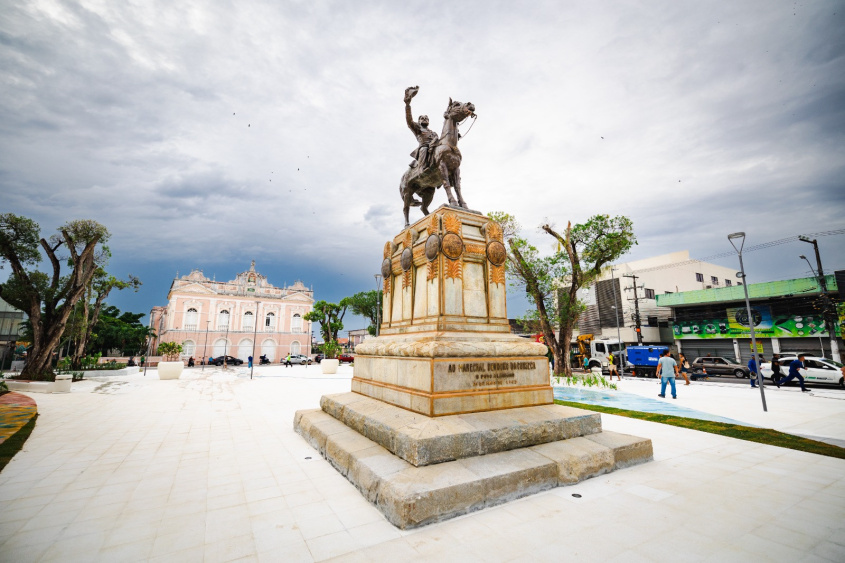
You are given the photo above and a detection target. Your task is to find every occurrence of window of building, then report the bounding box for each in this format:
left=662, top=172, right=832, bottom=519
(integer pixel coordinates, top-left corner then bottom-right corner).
left=218, top=310, right=230, bottom=329
left=292, top=314, right=302, bottom=332
left=185, top=308, right=198, bottom=331
left=243, top=311, right=254, bottom=331
left=644, top=288, right=655, bottom=299
left=182, top=340, right=196, bottom=357
left=695, top=273, right=704, bottom=282
left=265, top=312, right=275, bottom=329
left=725, top=279, right=732, bottom=286
left=291, top=341, right=301, bottom=355
left=711, top=276, right=719, bottom=285
left=737, top=282, right=743, bottom=285
left=647, top=316, right=658, bottom=327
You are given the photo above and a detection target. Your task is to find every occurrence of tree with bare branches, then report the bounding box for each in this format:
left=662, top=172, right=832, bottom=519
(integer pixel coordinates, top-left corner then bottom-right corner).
left=488, top=212, right=636, bottom=376
left=0, top=214, right=110, bottom=378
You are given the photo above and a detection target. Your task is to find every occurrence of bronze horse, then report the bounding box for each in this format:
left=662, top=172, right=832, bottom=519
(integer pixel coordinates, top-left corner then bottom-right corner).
left=400, top=98, right=476, bottom=227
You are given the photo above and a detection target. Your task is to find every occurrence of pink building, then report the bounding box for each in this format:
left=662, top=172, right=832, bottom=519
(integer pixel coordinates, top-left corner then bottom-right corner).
left=149, top=262, right=314, bottom=362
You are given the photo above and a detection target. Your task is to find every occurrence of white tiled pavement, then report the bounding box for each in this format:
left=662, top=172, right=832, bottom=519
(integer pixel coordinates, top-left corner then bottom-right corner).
left=0, top=366, right=843, bottom=562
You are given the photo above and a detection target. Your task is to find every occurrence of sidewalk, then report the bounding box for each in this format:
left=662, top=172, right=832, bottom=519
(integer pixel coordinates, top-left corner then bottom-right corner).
left=0, top=365, right=843, bottom=562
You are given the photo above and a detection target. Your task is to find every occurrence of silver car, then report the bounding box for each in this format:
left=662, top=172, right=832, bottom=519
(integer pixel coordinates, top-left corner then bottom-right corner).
left=761, top=356, right=844, bottom=387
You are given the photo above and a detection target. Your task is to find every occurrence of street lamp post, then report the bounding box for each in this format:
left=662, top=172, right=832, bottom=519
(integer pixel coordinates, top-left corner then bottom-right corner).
left=202, top=319, right=210, bottom=371
left=728, top=232, right=767, bottom=412
left=374, top=274, right=382, bottom=337
left=799, top=236, right=840, bottom=362
left=250, top=302, right=260, bottom=379
left=610, top=266, right=625, bottom=377
left=223, top=317, right=230, bottom=370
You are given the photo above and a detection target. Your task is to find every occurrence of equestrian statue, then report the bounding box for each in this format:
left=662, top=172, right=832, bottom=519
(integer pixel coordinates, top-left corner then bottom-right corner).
left=400, top=86, right=476, bottom=227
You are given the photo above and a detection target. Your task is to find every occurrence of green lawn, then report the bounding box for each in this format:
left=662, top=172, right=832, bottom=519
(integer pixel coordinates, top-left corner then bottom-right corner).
left=555, top=399, right=845, bottom=460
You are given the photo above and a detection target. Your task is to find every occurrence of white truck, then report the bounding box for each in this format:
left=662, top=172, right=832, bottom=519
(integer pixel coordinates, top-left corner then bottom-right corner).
left=577, top=336, right=625, bottom=372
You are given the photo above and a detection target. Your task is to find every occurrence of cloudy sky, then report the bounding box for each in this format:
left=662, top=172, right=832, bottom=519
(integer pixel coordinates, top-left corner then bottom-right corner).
left=2, top=0, right=844, bottom=334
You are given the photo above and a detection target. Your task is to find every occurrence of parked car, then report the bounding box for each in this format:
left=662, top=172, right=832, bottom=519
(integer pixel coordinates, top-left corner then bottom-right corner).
left=211, top=355, right=243, bottom=366
left=337, top=353, right=354, bottom=364
left=761, top=356, right=844, bottom=387
left=314, top=354, right=324, bottom=364
left=288, top=354, right=312, bottom=365
left=690, top=356, right=750, bottom=378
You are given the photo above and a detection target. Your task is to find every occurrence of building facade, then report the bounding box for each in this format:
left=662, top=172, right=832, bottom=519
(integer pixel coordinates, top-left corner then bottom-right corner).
left=658, top=274, right=842, bottom=362
left=576, top=251, right=739, bottom=344
left=0, top=296, right=25, bottom=369
left=149, top=262, right=314, bottom=362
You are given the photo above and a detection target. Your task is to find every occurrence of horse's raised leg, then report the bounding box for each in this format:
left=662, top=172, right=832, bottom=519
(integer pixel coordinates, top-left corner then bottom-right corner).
left=401, top=175, right=412, bottom=227
left=421, top=188, right=434, bottom=215
left=452, top=167, right=467, bottom=208
left=439, top=161, right=458, bottom=206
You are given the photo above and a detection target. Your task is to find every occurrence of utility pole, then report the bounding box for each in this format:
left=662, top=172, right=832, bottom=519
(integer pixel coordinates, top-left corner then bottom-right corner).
left=610, top=266, right=624, bottom=376
left=624, top=274, right=644, bottom=344
left=799, top=235, right=840, bottom=362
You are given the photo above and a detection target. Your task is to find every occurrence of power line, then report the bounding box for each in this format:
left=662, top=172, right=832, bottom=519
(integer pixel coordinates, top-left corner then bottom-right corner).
left=631, top=229, right=845, bottom=274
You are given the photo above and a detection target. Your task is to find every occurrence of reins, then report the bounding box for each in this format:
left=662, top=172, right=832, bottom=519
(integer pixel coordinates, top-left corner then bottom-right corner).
left=458, top=114, right=477, bottom=139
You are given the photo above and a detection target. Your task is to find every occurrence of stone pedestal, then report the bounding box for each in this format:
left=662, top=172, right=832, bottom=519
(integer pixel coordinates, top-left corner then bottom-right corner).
left=354, top=206, right=553, bottom=416
left=294, top=205, right=652, bottom=529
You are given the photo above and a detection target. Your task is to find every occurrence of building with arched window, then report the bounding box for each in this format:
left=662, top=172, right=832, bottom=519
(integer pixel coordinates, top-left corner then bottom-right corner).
left=149, top=261, right=314, bottom=363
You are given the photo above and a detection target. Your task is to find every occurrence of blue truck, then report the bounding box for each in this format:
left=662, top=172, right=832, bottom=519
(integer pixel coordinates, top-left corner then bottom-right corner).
left=625, top=345, right=670, bottom=378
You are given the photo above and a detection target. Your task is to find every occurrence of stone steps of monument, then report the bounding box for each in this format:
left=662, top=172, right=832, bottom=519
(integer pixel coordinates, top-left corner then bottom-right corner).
left=294, top=407, right=653, bottom=529
left=319, top=392, right=604, bottom=467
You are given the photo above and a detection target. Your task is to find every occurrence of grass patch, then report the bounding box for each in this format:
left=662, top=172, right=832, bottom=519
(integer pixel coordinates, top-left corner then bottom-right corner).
left=555, top=399, right=845, bottom=460
left=0, top=414, right=38, bottom=473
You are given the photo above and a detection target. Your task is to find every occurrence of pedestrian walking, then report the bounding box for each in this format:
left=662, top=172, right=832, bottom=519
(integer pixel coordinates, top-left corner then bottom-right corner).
left=248, top=355, right=253, bottom=369
left=770, top=353, right=782, bottom=387
left=678, top=353, right=691, bottom=386
left=285, top=354, right=292, bottom=368
left=582, top=355, right=590, bottom=372
left=608, top=352, right=620, bottom=381
left=777, top=353, right=809, bottom=392
left=747, top=354, right=762, bottom=388
left=657, top=349, right=679, bottom=399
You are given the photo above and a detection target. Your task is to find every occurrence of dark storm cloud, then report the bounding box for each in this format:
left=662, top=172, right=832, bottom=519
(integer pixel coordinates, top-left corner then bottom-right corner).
left=1, top=0, right=843, bottom=321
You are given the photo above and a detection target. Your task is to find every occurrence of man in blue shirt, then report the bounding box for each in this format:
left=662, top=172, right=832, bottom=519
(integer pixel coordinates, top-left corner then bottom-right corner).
left=657, top=349, right=679, bottom=399
left=777, top=354, right=809, bottom=392
left=747, top=354, right=763, bottom=388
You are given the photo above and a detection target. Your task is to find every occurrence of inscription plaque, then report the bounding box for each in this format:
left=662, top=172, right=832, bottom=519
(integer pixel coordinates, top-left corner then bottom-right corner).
left=433, top=357, right=548, bottom=393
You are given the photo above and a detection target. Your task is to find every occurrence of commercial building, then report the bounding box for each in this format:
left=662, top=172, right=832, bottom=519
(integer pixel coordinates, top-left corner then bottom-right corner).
left=0, top=296, right=25, bottom=369
left=575, top=251, right=738, bottom=344
left=149, top=262, right=314, bottom=362
left=658, top=274, right=842, bottom=362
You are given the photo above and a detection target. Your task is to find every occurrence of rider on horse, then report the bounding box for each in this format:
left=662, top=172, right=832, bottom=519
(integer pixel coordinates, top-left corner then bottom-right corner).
left=405, top=86, right=439, bottom=172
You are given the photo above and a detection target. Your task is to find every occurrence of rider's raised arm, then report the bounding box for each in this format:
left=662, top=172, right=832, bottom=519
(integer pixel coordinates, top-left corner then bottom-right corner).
left=405, top=103, right=420, bottom=134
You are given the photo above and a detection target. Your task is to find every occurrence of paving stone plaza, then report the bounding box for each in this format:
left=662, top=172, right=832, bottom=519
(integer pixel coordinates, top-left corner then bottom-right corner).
left=1, top=365, right=843, bottom=561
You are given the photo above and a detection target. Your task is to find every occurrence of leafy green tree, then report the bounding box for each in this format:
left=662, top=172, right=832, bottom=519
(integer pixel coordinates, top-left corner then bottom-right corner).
left=88, top=305, right=153, bottom=356
left=0, top=214, right=110, bottom=378
left=345, top=290, right=382, bottom=335
left=69, top=270, right=141, bottom=366
left=304, top=299, right=350, bottom=355
left=489, top=212, right=636, bottom=376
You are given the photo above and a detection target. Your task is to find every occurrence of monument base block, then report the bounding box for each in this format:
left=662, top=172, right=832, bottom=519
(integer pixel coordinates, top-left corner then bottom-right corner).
left=294, top=397, right=653, bottom=529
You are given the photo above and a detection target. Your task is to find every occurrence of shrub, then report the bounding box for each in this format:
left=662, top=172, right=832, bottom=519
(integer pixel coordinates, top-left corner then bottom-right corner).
left=321, top=340, right=341, bottom=359
left=157, top=342, right=183, bottom=362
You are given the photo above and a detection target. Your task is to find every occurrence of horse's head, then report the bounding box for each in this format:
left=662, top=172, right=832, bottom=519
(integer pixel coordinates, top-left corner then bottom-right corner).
left=443, top=97, right=476, bottom=122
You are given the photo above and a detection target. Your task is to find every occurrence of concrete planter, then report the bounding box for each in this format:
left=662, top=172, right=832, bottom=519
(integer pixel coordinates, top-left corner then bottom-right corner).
left=158, top=361, right=184, bottom=380
left=321, top=359, right=339, bottom=374
left=53, top=374, right=73, bottom=393
left=4, top=376, right=72, bottom=394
